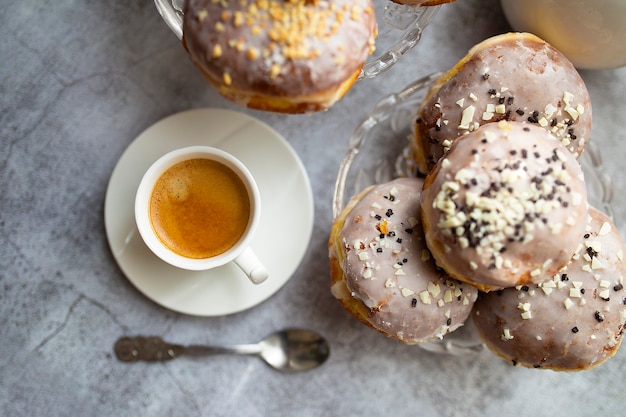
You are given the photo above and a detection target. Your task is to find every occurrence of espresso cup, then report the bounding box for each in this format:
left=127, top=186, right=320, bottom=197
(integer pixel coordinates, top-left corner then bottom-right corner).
left=135, top=146, right=268, bottom=284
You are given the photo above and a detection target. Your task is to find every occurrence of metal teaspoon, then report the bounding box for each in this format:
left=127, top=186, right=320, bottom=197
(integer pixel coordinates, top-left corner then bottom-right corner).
left=114, top=328, right=330, bottom=373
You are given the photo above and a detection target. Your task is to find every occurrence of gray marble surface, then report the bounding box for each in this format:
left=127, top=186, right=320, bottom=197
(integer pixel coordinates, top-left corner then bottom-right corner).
left=2, top=1, right=626, bottom=416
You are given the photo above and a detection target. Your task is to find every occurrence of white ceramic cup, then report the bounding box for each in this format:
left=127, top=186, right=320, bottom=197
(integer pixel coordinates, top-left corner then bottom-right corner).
left=135, top=146, right=268, bottom=284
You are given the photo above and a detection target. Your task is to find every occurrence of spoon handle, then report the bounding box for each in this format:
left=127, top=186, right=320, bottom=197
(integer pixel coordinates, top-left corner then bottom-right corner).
left=114, top=336, right=261, bottom=362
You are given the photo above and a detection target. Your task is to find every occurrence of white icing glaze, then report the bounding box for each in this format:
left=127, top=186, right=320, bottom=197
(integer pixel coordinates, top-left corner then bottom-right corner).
left=420, top=121, right=589, bottom=291
left=333, top=177, right=477, bottom=344
left=413, top=32, right=592, bottom=174
left=472, top=206, right=626, bottom=370
left=183, top=0, right=377, bottom=112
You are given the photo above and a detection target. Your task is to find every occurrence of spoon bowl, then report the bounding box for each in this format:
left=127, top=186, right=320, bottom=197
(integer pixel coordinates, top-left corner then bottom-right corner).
left=114, top=328, right=330, bottom=373
left=258, top=328, right=330, bottom=373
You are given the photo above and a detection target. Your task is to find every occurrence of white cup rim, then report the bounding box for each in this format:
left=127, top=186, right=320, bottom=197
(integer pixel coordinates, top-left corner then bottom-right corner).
left=134, top=146, right=261, bottom=271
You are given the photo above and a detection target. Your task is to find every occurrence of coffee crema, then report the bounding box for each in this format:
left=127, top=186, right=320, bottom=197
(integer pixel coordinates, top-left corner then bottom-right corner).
left=149, top=158, right=250, bottom=259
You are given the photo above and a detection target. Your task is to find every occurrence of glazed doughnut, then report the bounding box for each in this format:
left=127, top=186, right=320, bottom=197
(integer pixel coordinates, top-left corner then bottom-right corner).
left=420, top=121, right=588, bottom=292
left=329, top=177, right=478, bottom=344
left=182, top=0, right=377, bottom=114
left=472, top=206, right=626, bottom=371
left=412, top=32, right=592, bottom=175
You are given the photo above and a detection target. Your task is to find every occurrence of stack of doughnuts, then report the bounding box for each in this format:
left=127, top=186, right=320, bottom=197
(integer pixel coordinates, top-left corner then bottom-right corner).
left=182, top=0, right=377, bottom=113
left=329, top=32, right=626, bottom=371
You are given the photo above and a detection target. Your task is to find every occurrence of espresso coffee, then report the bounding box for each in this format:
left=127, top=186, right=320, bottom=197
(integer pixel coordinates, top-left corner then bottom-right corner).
left=149, top=158, right=251, bottom=259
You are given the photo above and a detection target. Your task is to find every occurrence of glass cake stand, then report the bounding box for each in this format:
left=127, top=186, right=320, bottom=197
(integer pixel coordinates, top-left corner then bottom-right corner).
left=332, top=73, right=615, bottom=355
left=153, top=0, right=442, bottom=79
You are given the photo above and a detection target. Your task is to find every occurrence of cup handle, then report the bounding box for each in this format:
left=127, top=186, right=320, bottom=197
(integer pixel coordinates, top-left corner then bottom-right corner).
left=234, top=247, right=269, bottom=284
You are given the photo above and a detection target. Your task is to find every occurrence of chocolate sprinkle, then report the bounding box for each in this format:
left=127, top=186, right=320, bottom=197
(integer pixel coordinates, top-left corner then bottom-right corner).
left=594, top=311, right=605, bottom=322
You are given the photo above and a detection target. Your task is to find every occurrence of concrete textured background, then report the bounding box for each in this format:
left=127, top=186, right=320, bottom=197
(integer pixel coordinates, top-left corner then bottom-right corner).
left=1, top=1, right=625, bottom=416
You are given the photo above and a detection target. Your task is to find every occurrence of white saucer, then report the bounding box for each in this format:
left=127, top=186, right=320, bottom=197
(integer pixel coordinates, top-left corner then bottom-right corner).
left=104, top=109, right=314, bottom=316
